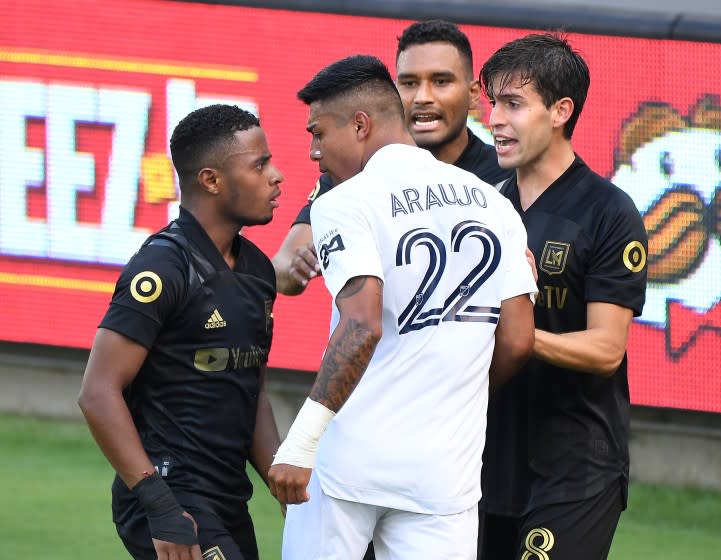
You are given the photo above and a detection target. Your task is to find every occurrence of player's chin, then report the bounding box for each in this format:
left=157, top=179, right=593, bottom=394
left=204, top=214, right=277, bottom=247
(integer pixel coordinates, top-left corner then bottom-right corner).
left=413, top=132, right=447, bottom=151
left=495, top=151, right=520, bottom=170
left=496, top=157, right=516, bottom=170
left=244, top=212, right=274, bottom=227
left=258, top=212, right=274, bottom=225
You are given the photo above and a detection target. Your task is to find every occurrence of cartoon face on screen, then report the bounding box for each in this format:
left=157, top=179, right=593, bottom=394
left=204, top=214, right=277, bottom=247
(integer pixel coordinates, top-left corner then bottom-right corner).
left=612, top=96, right=721, bottom=331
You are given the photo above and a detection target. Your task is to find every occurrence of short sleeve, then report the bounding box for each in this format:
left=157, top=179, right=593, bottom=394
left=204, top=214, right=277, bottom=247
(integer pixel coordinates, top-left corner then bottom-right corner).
left=499, top=197, right=538, bottom=302
left=586, top=191, right=648, bottom=316
left=292, top=173, right=335, bottom=226
left=99, top=242, right=188, bottom=348
left=310, top=191, right=384, bottom=301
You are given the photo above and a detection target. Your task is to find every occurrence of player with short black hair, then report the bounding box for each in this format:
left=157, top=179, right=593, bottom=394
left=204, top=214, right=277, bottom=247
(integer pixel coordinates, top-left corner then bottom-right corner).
left=396, top=19, right=474, bottom=75
left=297, top=54, right=400, bottom=107
left=269, top=54, right=536, bottom=559
left=271, top=20, right=510, bottom=296
left=170, top=103, right=262, bottom=185
left=79, top=104, right=283, bottom=560
left=395, top=19, right=508, bottom=181
left=477, top=34, right=648, bottom=560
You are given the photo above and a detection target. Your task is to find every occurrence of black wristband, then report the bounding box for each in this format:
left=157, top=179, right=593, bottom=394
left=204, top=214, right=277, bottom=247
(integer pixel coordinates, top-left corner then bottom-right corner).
left=131, top=472, right=197, bottom=546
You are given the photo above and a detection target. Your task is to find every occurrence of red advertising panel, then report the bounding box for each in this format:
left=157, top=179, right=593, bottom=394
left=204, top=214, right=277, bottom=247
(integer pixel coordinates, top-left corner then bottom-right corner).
left=1, top=0, right=720, bottom=411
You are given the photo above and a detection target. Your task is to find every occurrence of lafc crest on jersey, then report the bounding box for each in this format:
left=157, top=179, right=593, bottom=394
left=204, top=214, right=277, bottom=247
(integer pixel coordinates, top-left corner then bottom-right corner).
left=540, top=241, right=570, bottom=275
left=202, top=546, right=227, bottom=560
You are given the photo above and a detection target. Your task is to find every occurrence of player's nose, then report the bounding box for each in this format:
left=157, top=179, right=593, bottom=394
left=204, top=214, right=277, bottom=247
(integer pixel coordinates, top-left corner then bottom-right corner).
left=413, top=80, right=434, bottom=104
left=489, top=104, right=505, bottom=128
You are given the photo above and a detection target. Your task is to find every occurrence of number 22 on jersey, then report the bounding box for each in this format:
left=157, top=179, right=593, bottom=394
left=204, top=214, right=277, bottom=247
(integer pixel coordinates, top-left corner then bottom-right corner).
left=396, top=220, right=501, bottom=334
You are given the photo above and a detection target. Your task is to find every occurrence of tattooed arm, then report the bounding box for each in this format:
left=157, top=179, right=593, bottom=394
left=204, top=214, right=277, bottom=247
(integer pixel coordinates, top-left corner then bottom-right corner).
left=310, top=275, right=383, bottom=411
left=268, top=275, right=383, bottom=505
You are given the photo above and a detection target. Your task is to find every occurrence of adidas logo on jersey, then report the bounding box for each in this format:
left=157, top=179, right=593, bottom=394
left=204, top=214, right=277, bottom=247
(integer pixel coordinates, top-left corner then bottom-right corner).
left=205, top=309, right=226, bottom=329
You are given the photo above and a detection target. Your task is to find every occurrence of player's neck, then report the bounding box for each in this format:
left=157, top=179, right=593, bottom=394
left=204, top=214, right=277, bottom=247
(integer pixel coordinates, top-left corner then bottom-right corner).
left=364, top=127, right=415, bottom=167
left=187, top=204, right=240, bottom=266
left=516, top=142, right=575, bottom=211
left=430, top=128, right=469, bottom=165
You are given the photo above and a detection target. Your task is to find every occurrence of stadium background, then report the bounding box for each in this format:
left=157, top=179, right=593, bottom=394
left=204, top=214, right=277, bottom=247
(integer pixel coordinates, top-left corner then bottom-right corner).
left=1, top=0, right=721, bottom=490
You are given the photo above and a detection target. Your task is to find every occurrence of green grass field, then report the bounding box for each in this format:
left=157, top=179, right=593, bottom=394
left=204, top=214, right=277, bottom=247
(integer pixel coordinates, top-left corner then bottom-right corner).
left=1, top=414, right=720, bottom=559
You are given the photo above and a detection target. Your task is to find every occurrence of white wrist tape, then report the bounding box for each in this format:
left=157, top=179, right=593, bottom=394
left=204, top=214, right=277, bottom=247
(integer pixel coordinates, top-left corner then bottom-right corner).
left=272, top=398, right=336, bottom=469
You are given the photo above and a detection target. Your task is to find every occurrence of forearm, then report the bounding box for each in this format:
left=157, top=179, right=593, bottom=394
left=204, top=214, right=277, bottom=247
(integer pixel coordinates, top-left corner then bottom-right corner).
left=488, top=294, right=535, bottom=391
left=271, top=276, right=381, bottom=475
left=269, top=319, right=378, bottom=474
left=79, top=388, right=155, bottom=488
left=533, top=327, right=625, bottom=377
left=489, top=343, right=532, bottom=391
left=81, top=390, right=199, bottom=548
left=309, top=318, right=380, bottom=412
left=79, top=333, right=196, bottom=548
left=250, top=390, right=281, bottom=486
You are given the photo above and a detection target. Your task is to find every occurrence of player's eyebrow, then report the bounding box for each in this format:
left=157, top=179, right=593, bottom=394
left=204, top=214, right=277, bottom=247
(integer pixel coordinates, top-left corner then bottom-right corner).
left=494, top=92, right=524, bottom=101
left=397, top=69, right=457, bottom=80
left=253, top=153, right=272, bottom=166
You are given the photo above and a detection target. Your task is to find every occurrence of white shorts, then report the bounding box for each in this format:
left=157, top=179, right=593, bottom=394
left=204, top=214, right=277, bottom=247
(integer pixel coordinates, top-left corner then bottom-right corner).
left=282, top=472, right=478, bottom=560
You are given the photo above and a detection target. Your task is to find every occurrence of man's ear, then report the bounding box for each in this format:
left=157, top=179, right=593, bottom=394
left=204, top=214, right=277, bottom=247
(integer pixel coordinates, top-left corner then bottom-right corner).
left=353, top=111, right=371, bottom=139
left=553, top=97, right=574, bottom=129
left=198, top=168, right=220, bottom=194
left=469, top=78, right=481, bottom=108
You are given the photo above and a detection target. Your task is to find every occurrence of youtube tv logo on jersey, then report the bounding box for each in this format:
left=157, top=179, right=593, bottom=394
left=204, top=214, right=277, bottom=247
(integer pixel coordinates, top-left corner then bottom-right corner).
left=1, top=0, right=720, bottom=413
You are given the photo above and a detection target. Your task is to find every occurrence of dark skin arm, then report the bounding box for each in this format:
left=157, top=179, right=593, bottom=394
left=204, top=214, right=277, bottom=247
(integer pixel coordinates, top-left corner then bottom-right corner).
left=78, top=328, right=201, bottom=560
left=268, top=275, right=383, bottom=504
left=271, top=223, right=320, bottom=296
left=488, top=294, right=536, bottom=392
left=249, top=364, right=281, bottom=487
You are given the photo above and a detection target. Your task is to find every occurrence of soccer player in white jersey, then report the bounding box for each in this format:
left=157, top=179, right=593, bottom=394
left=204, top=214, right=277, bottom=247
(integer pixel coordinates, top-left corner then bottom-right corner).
left=268, top=55, right=537, bottom=560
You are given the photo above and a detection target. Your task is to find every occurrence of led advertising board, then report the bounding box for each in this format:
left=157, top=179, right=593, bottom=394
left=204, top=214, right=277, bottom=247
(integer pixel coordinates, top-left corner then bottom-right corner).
left=2, top=0, right=720, bottom=411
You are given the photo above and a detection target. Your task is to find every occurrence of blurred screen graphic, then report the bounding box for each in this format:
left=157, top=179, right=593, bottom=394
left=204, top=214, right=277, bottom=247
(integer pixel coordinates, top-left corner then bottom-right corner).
left=1, top=0, right=720, bottom=412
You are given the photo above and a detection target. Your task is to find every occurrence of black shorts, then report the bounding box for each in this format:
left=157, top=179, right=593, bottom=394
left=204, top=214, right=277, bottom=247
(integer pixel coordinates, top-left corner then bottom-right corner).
left=116, top=505, right=258, bottom=560
left=479, top=479, right=623, bottom=560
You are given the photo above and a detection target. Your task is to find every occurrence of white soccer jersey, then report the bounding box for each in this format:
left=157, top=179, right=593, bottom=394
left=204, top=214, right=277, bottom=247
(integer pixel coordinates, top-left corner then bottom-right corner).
left=310, top=144, right=536, bottom=515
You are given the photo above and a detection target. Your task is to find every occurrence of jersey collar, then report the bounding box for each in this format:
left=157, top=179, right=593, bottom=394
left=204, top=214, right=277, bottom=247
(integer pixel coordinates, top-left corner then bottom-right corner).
left=175, top=206, right=242, bottom=272
left=505, top=155, right=587, bottom=213
left=363, top=143, right=436, bottom=173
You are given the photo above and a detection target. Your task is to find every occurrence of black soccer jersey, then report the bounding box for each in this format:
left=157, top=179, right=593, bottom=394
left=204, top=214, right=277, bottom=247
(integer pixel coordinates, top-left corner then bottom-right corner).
left=482, top=157, right=647, bottom=515
left=101, top=207, right=275, bottom=524
left=292, top=128, right=510, bottom=225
